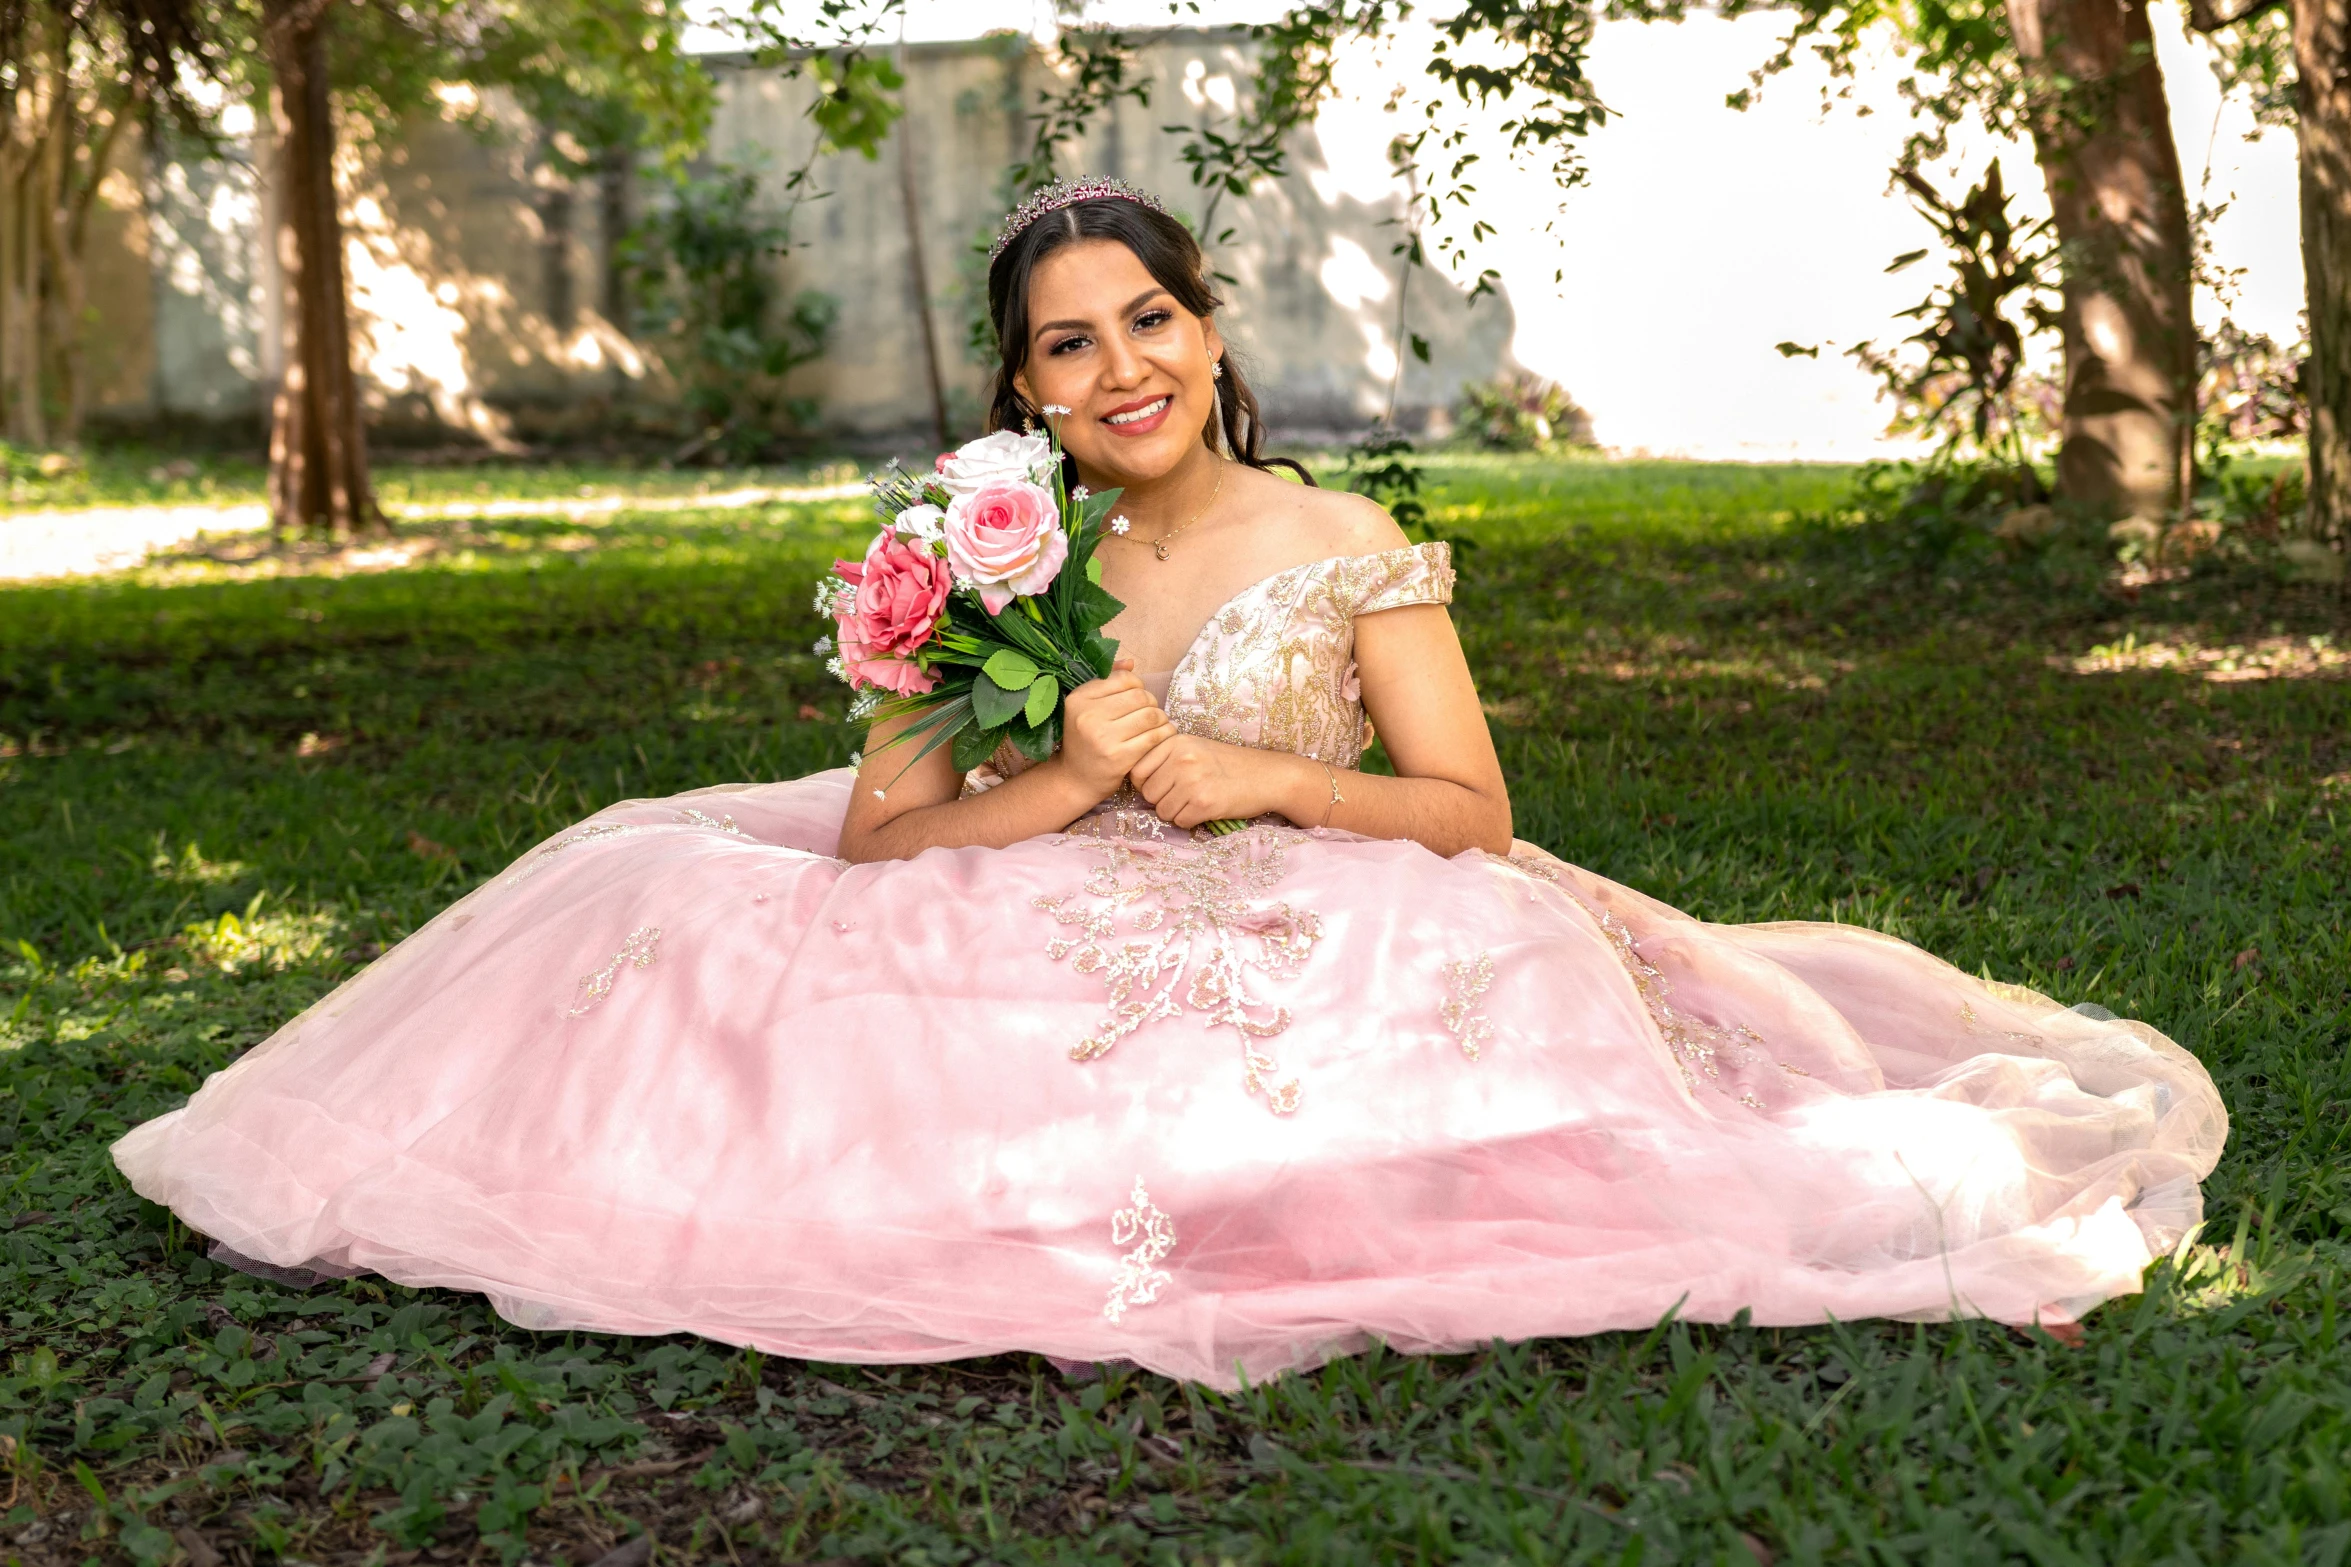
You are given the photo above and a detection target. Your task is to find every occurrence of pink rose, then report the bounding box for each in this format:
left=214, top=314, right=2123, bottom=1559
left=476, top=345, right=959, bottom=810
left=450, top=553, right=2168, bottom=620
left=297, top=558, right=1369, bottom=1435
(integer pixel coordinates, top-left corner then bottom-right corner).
left=833, top=528, right=948, bottom=693
left=944, top=480, right=1067, bottom=615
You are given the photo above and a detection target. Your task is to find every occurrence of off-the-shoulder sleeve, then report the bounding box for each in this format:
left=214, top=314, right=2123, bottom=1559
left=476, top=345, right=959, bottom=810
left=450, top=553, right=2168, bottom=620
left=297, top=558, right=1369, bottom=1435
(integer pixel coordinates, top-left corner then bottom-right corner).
left=1348, top=541, right=1455, bottom=616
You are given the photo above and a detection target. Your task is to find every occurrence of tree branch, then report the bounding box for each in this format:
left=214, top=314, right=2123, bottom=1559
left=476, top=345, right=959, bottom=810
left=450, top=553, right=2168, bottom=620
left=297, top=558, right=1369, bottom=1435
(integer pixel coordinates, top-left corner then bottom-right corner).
left=2184, top=0, right=2287, bottom=33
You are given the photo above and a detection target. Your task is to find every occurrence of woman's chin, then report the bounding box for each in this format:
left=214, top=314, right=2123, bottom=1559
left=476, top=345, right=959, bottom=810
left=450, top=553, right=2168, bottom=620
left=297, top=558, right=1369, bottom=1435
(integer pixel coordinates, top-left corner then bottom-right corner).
left=1068, top=429, right=1207, bottom=489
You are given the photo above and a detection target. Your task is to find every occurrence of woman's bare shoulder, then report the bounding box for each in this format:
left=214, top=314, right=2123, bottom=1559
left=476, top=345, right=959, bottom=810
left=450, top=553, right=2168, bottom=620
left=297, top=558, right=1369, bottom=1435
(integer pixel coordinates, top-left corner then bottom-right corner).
left=1230, top=463, right=1412, bottom=558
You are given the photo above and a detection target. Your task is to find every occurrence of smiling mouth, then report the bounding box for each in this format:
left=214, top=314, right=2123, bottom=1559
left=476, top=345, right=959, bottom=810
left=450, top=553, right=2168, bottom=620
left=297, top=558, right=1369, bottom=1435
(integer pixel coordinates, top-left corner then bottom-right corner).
left=1104, top=396, right=1171, bottom=426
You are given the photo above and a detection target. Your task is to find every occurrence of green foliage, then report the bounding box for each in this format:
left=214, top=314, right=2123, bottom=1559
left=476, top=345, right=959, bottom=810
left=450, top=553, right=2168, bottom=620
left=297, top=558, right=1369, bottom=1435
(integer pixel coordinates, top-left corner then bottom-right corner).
left=1454, top=373, right=1595, bottom=452
left=3, top=457, right=2349, bottom=1560
left=1845, top=455, right=2067, bottom=565
left=625, top=164, right=838, bottom=461
left=1841, top=160, right=2060, bottom=476
left=1005, top=27, right=1153, bottom=199
left=804, top=48, right=906, bottom=161
left=1720, top=0, right=2029, bottom=168
left=1346, top=428, right=1435, bottom=543
left=2199, top=318, right=2308, bottom=452
left=464, top=0, right=717, bottom=173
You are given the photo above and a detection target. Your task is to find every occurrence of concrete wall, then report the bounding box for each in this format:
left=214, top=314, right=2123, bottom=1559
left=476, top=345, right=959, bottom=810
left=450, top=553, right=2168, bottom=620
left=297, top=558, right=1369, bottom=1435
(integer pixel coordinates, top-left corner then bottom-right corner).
left=106, top=28, right=1516, bottom=449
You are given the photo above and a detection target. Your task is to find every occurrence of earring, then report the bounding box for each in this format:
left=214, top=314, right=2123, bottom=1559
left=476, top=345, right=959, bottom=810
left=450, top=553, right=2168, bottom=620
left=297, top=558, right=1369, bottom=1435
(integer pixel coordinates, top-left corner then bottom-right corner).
left=1212, top=361, right=1225, bottom=381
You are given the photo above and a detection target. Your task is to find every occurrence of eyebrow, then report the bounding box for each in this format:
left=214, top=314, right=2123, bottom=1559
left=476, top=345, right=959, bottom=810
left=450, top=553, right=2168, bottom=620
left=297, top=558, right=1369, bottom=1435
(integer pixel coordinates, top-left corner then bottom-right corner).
left=1033, top=287, right=1169, bottom=340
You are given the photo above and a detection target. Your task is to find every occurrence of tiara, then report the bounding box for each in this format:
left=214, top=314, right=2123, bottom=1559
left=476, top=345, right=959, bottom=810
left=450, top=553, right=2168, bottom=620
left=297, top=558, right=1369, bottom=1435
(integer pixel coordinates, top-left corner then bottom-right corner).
left=987, top=176, right=1169, bottom=264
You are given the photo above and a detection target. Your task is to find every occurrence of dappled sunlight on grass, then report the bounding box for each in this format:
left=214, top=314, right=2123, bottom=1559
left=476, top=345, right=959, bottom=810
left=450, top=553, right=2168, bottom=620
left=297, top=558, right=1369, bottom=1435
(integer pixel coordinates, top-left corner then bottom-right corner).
left=2063, top=630, right=2349, bottom=682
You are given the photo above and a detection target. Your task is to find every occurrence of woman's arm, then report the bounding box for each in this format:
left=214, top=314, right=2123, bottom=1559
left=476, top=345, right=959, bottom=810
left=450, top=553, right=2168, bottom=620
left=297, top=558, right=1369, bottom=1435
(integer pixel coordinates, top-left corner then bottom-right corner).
left=1126, top=602, right=1513, bottom=857
left=835, top=663, right=1177, bottom=864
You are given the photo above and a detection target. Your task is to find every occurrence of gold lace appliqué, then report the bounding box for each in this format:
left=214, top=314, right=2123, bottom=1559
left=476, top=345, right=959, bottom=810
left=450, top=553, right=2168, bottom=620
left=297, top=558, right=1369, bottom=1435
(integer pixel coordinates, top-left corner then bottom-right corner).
left=1168, top=543, right=1453, bottom=770
left=1035, top=827, right=1323, bottom=1115
left=567, top=925, right=662, bottom=1016
left=1104, top=1176, right=1177, bottom=1323
left=1565, top=891, right=1805, bottom=1111
left=510, top=808, right=782, bottom=885
left=1441, top=952, right=1496, bottom=1061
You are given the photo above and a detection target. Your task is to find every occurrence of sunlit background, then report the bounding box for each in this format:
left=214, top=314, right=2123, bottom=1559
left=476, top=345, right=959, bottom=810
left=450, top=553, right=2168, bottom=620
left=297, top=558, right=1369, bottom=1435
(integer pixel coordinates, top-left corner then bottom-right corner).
left=705, top=0, right=2303, bottom=460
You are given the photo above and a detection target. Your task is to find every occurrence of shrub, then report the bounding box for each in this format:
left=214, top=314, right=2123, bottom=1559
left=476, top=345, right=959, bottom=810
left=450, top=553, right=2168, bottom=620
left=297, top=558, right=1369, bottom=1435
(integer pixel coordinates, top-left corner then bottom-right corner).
left=1454, top=373, right=1594, bottom=452
left=625, top=163, right=836, bottom=463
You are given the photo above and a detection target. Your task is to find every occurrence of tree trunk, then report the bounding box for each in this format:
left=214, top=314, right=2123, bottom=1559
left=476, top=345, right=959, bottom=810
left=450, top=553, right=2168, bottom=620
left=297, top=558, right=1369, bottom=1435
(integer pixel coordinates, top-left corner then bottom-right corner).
left=2299, top=0, right=2351, bottom=544
left=263, top=0, right=377, bottom=540
left=893, top=73, right=950, bottom=450
left=2006, top=0, right=2198, bottom=521
left=0, top=13, right=55, bottom=449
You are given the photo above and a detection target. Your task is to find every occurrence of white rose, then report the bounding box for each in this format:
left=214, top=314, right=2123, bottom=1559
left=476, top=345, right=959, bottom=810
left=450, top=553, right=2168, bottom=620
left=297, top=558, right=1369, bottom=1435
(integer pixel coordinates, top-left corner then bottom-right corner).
left=937, top=429, right=1053, bottom=497
left=894, top=503, right=946, bottom=545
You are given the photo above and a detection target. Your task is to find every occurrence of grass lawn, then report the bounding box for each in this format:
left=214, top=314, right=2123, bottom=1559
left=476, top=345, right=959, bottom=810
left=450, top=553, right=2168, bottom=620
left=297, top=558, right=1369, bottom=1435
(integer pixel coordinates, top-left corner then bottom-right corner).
left=2, top=453, right=2348, bottom=1565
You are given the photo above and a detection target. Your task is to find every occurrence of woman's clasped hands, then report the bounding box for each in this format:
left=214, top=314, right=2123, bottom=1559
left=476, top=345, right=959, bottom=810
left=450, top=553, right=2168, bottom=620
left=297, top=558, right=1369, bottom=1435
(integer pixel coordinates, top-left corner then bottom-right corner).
left=1055, top=658, right=1176, bottom=798
left=1058, top=657, right=1292, bottom=830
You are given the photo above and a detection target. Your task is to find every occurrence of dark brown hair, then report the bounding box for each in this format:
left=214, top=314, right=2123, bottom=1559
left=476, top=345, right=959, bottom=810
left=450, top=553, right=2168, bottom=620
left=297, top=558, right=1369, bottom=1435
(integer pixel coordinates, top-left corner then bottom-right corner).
left=985, top=197, right=1313, bottom=484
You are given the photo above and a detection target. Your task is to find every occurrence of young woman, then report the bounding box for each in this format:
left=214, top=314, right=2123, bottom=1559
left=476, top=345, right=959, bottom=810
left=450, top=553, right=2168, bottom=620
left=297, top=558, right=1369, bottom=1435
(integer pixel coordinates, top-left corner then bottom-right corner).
left=116, top=180, right=2225, bottom=1389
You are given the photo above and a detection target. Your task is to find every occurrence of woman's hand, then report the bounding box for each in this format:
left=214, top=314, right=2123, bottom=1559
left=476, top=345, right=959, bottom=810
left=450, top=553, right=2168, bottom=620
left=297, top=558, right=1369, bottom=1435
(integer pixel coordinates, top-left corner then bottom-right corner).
left=1056, top=658, right=1176, bottom=800
left=1130, top=733, right=1313, bottom=829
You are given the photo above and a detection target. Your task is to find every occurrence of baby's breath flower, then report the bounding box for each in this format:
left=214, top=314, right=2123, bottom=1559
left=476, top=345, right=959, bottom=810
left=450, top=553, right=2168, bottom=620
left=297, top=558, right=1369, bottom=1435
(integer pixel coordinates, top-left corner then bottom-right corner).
left=812, top=635, right=833, bottom=655
left=849, top=750, right=863, bottom=767
left=825, top=656, right=847, bottom=682
left=1072, top=485, right=1090, bottom=502
left=1109, top=515, right=1131, bottom=535
left=1041, top=404, right=1072, bottom=416
left=848, top=690, right=881, bottom=721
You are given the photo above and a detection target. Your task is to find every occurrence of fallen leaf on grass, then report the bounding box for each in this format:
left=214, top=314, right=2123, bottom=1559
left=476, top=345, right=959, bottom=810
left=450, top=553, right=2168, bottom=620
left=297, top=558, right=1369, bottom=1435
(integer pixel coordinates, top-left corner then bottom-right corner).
left=406, top=830, right=456, bottom=861
left=2235, top=947, right=2261, bottom=971
left=797, top=703, right=825, bottom=722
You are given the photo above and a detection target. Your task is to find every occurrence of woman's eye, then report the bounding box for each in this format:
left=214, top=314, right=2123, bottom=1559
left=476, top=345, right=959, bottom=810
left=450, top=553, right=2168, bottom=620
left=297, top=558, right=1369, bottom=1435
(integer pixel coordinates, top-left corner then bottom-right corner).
left=1046, top=335, right=1090, bottom=356
left=1133, top=310, right=1171, bottom=332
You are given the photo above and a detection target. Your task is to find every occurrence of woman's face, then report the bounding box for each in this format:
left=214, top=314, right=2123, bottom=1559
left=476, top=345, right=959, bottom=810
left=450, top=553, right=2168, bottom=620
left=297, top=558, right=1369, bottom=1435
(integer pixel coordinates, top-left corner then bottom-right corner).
left=1012, top=237, right=1223, bottom=487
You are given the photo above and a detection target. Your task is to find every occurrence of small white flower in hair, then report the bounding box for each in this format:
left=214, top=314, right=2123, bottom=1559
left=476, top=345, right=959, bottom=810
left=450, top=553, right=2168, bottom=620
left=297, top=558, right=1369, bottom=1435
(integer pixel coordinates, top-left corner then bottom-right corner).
left=1109, top=516, right=1131, bottom=535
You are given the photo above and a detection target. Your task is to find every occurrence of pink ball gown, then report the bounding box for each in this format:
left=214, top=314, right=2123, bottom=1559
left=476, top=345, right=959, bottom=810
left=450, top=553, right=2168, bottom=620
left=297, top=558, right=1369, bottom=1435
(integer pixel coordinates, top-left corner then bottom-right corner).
left=114, top=543, right=2226, bottom=1389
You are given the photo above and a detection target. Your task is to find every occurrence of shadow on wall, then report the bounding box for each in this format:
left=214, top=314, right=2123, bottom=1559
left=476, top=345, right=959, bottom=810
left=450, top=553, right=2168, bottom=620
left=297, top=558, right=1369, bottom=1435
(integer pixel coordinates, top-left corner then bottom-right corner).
left=107, top=29, right=1520, bottom=452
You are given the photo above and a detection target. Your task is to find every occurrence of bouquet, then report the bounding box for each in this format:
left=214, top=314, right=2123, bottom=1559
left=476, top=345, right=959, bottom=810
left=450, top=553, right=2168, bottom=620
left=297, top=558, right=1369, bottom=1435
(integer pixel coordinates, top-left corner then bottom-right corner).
left=818, top=410, right=1130, bottom=789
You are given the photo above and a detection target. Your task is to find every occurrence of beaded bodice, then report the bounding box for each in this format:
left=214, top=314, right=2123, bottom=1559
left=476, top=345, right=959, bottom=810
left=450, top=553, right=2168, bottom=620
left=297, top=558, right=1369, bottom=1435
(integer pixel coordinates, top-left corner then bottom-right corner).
left=1161, top=542, right=1454, bottom=768
left=970, top=542, right=1453, bottom=797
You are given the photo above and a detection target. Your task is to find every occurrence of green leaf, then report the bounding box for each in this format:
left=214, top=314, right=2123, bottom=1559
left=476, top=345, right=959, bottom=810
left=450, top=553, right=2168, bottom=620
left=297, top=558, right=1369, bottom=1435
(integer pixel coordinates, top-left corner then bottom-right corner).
left=971, top=671, right=1029, bottom=729
left=1075, top=580, right=1125, bottom=627
left=1009, top=714, right=1058, bottom=763
left=1024, top=674, right=1059, bottom=728
left=981, top=648, right=1041, bottom=689
left=1085, top=554, right=1104, bottom=585
left=1082, top=486, right=1123, bottom=531
left=952, top=724, right=1005, bottom=772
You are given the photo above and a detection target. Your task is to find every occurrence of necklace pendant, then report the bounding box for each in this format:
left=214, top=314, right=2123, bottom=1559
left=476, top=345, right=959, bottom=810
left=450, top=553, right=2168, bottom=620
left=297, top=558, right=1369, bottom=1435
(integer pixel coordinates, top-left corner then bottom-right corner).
left=1154, top=541, right=1171, bottom=561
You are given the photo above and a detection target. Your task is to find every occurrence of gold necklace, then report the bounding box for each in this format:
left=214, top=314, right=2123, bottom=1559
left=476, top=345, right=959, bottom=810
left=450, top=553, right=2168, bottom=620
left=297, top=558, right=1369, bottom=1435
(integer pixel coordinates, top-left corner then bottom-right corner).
left=1129, top=457, right=1226, bottom=561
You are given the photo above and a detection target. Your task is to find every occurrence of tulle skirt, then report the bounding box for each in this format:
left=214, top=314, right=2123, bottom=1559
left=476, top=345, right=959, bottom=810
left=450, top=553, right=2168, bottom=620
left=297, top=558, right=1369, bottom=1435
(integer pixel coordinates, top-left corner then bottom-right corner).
left=114, top=770, right=2226, bottom=1387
